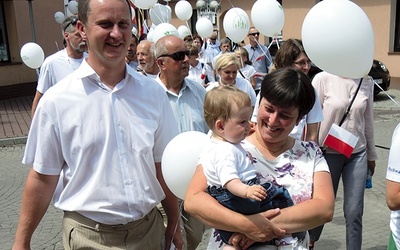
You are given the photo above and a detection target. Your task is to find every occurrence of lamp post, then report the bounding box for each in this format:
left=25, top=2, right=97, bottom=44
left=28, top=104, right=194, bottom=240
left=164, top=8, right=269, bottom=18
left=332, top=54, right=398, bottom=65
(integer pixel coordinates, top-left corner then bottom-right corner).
left=195, top=0, right=220, bottom=24
left=27, top=0, right=36, bottom=42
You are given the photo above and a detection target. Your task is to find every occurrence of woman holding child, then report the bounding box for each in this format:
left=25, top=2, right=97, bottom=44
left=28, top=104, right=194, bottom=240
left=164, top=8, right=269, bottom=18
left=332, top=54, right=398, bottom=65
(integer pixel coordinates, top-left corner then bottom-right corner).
left=185, top=68, right=335, bottom=249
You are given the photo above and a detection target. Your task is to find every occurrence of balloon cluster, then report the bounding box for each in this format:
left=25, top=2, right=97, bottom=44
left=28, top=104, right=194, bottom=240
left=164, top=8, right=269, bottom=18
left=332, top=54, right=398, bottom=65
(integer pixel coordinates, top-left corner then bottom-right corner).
left=54, top=0, right=79, bottom=25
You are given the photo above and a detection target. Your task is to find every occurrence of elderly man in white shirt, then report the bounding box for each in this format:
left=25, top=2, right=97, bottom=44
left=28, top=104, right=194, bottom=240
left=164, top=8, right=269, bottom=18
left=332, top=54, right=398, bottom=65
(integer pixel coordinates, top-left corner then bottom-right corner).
left=155, top=35, right=209, bottom=250
left=31, top=15, right=87, bottom=117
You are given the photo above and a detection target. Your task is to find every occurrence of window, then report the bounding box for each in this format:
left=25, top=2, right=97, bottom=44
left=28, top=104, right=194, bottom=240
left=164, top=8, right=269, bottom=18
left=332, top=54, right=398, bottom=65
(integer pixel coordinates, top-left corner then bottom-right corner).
left=394, top=1, right=400, bottom=52
left=0, top=2, right=9, bottom=62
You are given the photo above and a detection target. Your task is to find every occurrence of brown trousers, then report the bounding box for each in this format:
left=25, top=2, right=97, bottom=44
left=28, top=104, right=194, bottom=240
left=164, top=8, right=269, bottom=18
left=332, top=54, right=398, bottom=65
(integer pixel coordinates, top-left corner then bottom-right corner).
left=62, top=208, right=164, bottom=249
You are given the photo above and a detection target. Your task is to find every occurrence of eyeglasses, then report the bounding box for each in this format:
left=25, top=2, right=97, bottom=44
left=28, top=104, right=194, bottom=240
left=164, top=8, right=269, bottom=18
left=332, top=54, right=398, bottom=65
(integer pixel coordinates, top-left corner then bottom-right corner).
left=64, top=17, right=78, bottom=32
left=157, top=50, right=190, bottom=61
left=248, top=32, right=260, bottom=36
left=293, top=60, right=312, bottom=67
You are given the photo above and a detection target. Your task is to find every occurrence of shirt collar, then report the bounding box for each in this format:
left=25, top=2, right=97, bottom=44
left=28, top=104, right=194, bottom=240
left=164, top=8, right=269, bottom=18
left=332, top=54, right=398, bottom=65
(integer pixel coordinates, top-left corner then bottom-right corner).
left=75, top=59, right=135, bottom=91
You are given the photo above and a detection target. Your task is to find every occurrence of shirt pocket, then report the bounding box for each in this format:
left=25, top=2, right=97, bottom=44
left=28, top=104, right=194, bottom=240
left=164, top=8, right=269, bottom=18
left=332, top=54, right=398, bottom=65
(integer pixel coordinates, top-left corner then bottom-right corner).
left=129, top=116, right=158, bottom=153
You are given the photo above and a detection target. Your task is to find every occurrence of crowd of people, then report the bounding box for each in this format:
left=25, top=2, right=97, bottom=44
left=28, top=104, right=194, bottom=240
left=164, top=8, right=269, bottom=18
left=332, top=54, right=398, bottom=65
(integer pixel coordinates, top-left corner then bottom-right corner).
left=13, top=1, right=392, bottom=249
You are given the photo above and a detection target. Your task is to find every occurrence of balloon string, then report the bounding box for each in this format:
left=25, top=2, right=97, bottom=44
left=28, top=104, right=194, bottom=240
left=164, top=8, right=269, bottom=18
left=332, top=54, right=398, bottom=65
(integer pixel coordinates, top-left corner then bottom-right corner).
left=255, top=39, right=273, bottom=65
left=168, top=201, right=185, bottom=249
left=185, top=20, right=193, bottom=37
left=138, top=8, right=149, bottom=33
left=152, top=5, right=167, bottom=24
left=370, top=76, right=400, bottom=108
left=226, top=0, right=235, bottom=8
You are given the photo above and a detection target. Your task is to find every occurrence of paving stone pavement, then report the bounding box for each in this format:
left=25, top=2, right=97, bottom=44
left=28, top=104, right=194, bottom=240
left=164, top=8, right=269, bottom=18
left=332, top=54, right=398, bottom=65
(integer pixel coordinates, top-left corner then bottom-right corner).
left=1, top=89, right=399, bottom=249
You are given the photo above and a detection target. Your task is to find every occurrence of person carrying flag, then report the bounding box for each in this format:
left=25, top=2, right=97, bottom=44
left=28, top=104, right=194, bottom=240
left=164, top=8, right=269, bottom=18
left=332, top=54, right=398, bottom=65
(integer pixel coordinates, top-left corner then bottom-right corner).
left=310, top=72, right=377, bottom=250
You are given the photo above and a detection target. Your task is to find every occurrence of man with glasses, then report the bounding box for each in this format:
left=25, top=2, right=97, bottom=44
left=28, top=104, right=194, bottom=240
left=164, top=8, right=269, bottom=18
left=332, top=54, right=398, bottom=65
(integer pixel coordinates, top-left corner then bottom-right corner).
left=244, top=27, right=273, bottom=95
left=31, top=15, right=87, bottom=117
left=155, top=35, right=209, bottom=250
left=202, top=31, right=221, bottom=68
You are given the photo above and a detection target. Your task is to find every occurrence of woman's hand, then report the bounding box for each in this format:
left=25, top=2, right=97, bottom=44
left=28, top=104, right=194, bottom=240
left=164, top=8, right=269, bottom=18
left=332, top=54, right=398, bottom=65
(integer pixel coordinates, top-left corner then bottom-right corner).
left=229, top=233, right=255, bottom=249
left=368, top=160, right=376, bottom=176
left=244, top=209, right=286, bottom=242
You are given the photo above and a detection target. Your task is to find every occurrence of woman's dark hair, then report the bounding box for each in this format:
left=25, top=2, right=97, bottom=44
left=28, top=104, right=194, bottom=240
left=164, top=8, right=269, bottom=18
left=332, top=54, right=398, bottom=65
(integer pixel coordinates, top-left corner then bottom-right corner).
left=259, top=68, right=315, bottom=120
left=192, top=34, right=204, bottom=47
left=274, top=39, right=306, bottom=70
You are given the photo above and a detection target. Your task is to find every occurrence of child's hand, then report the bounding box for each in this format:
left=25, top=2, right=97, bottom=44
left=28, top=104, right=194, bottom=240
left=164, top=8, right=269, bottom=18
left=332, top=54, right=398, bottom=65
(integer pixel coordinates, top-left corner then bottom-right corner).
left=245, top=185, right=266, bottom=201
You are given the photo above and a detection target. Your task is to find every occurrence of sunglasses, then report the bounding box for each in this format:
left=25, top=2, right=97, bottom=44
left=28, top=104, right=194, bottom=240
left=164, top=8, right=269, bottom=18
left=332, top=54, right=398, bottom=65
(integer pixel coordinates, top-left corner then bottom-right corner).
left=157, top=50, right=190, bottom=61
left=64, top=17, right=78, bottom=32
left=248, top=32, right=260, bottom=36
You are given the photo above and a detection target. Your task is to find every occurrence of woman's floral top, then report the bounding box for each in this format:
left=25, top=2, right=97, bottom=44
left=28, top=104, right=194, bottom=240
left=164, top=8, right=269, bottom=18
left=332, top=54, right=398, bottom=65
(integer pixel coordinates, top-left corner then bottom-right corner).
left=206, top=140, right=329, bottom=250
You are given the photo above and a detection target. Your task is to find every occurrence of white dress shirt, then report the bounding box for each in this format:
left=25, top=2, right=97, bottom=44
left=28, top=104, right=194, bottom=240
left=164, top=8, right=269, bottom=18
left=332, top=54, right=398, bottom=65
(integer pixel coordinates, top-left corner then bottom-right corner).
left=156, top=77, right=209, bottom=134
left=23, top=59, right=179, bottom=224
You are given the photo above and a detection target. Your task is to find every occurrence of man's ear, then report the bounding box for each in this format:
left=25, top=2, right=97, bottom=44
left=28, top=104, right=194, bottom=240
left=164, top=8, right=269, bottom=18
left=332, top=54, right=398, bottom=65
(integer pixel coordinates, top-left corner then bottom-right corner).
left=156, top=58, right=166, bottom=70
left=76, top=20, right=86, bottom=41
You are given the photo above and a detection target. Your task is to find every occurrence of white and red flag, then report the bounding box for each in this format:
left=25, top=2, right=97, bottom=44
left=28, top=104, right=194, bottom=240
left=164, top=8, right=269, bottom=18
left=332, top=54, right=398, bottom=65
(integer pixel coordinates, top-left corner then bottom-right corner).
left=323, top=124, right=359, bottom=158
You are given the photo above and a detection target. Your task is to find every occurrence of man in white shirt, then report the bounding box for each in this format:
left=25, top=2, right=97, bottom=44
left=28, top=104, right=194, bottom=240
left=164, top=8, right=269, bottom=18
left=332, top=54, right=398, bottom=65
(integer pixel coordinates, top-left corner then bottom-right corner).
left=31, top=15, right=87, bottom=116
left=12, top=0, right=182, bottom=249
left=155, top=35, right=208, bottom=250
left=136, top=40, right=159, bottom=79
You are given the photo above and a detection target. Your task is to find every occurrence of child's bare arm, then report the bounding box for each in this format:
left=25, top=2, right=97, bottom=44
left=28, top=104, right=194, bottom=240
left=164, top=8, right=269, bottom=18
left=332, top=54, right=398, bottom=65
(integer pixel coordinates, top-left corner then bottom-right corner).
left=225, top=179, right=266, bottom=201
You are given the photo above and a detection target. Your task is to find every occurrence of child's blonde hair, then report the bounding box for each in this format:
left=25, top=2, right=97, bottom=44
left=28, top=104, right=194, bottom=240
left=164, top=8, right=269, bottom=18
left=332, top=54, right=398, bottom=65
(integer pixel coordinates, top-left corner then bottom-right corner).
left=204, top=85, right=251, bottom=130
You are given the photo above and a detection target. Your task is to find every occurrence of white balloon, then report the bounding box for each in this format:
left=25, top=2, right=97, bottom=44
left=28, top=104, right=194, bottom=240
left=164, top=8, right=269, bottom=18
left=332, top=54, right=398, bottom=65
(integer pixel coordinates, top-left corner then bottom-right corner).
left=175, top=0, right=193, bottom=21
left=150, top=4, right=172, bottom=25
left=131, top=27, right=138, bottom=36
left=147, top=30, right=154, bottom=42
left=223, top=8, right=250, bottom=43
left=152, top=23, right=179, bottom=43
left=251, top=0, right=284, bottom=37
left=134, top=0, right=157, bottom=10
left=66, top=8, right=75, bottom=17
left=302, top=0, right=374, bottom=78
left=178, top=25, right=191, bottom=39
left=195, top=17, right=213, bottom=39
left=20, top=42, right=45, bottom=69
left=67, top=0, right=78, bottom=15
left=162, top=131, right=208, bottom=200
left=54, top=11, right=65, bottom=25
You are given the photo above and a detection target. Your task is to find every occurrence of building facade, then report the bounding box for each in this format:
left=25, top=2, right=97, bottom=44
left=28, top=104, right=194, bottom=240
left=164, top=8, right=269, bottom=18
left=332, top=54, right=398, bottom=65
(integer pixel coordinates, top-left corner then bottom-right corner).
left=0, top=0, right=398, bottom=99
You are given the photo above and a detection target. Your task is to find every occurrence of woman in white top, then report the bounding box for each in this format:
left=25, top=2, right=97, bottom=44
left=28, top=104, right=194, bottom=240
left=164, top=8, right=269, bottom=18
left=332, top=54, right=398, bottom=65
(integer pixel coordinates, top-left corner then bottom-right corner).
left=206, top=53, right=257, bottom=108
left=234, top=47, right=257, bottom=90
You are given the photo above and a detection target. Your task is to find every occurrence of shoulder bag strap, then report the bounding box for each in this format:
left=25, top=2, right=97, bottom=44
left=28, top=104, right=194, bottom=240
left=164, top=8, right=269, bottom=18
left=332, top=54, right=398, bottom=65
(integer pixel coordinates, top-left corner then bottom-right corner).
left=338, top=78, right=363, bottom=126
